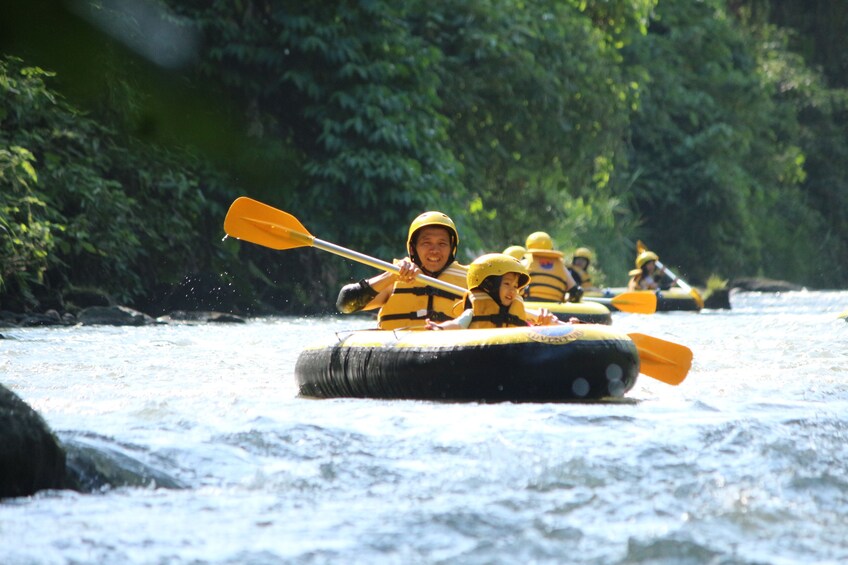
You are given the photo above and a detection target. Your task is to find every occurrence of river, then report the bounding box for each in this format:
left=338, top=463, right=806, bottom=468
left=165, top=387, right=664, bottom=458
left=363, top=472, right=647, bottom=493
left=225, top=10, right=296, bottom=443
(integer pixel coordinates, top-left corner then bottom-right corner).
left=2, top=290, right=847, bottom=564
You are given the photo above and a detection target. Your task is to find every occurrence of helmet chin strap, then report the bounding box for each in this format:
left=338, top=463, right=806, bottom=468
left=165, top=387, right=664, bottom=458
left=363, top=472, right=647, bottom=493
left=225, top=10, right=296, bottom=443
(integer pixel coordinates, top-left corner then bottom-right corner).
left=479, top=276, right=504, bottom=306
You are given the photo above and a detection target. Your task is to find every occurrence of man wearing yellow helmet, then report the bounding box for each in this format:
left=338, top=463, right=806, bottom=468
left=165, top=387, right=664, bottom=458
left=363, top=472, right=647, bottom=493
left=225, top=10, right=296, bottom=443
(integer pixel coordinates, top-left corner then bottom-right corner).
left=336, top=211, right=468, bottom=329
left=425, top=253, right=558, bottom=329
left=522, top=232, right=583, bottom=303
left=628, top=250, right=676, bottom=291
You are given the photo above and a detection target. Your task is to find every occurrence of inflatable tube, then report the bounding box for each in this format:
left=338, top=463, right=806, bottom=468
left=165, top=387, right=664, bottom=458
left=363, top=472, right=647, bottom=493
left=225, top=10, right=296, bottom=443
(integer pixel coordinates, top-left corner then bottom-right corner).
left=295, top=324, right=639, bottom=402
left=524, top=300, right=612, bottom=324
left=588, top=288, right=702, bottom=312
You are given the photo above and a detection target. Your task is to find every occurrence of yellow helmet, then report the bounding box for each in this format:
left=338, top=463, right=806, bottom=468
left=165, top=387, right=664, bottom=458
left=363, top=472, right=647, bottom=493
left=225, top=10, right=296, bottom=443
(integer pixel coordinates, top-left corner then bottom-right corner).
left=467, top=253, right=530, bottom=290
left=407, top=211, right=459, bottom=260
left=635, top=250, right=659, bottom=268
left=573, top=247, right=593, bottom=262
left=502, top=245, right=527, bottom=260
left=525, top=231, right=554, bottom=251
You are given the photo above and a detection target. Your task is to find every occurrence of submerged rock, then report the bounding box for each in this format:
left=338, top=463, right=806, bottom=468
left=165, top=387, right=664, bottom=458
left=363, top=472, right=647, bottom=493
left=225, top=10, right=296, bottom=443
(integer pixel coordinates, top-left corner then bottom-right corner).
left=0, top=383, right=187, bottom=498
left=0, top=384, right=67, bottom=498
left=18, top=309, right=70, bottom=327
left=703, top=288, right=731, bottom=310
left=61, top=433, right=186, bottom=492
left=156, top=310, right=246, bottom=324
left=78, top=305, right=156, bottom=326
left=731, top=277, right=804, bottom=292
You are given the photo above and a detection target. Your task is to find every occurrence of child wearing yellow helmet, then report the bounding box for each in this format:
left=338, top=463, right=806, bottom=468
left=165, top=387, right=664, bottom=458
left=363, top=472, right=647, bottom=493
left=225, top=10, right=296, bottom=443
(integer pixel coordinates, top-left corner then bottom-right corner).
left=336, top=211, right=468, bottom=329
left=426, top=253, right=559, bottom=329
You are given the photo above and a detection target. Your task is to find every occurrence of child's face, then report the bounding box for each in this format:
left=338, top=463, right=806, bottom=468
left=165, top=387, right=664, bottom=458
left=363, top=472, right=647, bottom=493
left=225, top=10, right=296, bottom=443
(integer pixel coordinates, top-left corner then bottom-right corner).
left=499, top=272, right=521, bottom=305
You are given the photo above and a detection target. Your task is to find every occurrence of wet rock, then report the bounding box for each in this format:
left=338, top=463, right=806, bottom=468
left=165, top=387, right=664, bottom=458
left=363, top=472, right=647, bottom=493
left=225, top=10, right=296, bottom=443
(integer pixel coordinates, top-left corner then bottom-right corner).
left=61, top=433, right=186, bottom=492
left=0, top=310, right=23, bottom=327
left=78, top=305, right=156, bottom=326
left=156, top=310, right=247, bottom=324
left=0, top=384, right=67, bottom=498
left=703, top=288, right=731, bottom=310
left=18, top=309, right=67, bottom=327
left=731, top=277, right=804, bottom=292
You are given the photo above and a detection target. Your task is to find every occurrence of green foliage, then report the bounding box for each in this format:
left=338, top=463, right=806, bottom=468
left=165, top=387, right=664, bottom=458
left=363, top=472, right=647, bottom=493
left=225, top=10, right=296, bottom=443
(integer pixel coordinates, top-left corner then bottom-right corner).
left=170, top=0, right=465, bottom=261
left=408, top=0, right=646, bottom=252
left=735, top=1, right=848, bottom=286
left=619, top=0, right=826, bottom=284
left=0, top=142, right=56, bottom=296
left=0, top=54, right=236, bottom=307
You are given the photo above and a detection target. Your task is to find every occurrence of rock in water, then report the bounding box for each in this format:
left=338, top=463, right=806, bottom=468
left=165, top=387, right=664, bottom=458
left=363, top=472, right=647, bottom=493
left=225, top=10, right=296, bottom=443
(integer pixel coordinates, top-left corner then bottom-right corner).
left=0, top=384, right=67, bottom=498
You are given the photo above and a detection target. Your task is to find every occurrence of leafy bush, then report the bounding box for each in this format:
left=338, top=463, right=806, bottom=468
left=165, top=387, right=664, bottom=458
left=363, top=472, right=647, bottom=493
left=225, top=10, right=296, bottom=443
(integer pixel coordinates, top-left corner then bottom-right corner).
left=0, top=55, right=237, bottom=309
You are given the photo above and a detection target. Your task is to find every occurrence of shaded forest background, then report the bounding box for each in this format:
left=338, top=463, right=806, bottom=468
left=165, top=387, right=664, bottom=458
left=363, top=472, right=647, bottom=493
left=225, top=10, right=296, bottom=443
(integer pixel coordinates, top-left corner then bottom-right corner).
left=2, top=0, right=846, bottom=315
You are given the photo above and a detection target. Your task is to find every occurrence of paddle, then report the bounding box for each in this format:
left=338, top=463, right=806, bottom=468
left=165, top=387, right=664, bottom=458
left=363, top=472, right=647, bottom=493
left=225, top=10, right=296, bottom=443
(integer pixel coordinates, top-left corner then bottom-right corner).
left=627, top=333, right=693, bottom=385
left=223, top=196, right=464, bottom=296
left=589, top=292, right=657, bottom=314
left=637, top=240, right=705, bottom=309
left=224, top=197, right=691, bottom=383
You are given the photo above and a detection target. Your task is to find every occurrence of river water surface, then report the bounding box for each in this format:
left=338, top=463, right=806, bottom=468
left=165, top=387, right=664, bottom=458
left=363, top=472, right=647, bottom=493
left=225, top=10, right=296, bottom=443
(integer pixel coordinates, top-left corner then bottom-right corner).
left=2, top=291, right=848, bottom=564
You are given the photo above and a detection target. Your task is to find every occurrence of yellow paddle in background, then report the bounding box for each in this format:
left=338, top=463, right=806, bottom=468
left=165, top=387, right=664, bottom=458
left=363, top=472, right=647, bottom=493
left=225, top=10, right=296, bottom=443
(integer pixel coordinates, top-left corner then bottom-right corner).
left=637, top=240, right=705, bottom=309
left=587, top=292, right=657, bottom=314
left=224, top=197, right=692, bottom=385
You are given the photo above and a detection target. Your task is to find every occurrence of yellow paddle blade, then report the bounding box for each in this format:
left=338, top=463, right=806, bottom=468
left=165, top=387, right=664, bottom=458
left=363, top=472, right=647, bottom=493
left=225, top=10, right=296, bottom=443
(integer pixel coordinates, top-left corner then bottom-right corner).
left=224, top=197, right=315, bottom=250
left=628, top=333, right=693, bottom=385
left=609, top=291, right=657, bottom=314
left=838, top=309, right=848, bottom=320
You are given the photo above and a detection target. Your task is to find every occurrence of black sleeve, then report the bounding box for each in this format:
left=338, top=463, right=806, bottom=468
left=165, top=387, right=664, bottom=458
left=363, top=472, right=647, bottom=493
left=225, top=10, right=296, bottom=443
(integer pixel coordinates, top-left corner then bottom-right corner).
left=568, top=267, right=583, bottom=285
left=336, top=279, right=380, bottom=313
left=658, top=270, right=676, bottom=290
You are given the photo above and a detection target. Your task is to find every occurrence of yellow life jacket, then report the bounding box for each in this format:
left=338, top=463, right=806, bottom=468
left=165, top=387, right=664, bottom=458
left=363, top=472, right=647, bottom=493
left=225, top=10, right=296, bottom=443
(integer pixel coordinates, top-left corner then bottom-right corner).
left=628, top=268, right=657, bottom=290
left=524, top=251, right=569, bottom=302
left=569, top=264, right=592, bottom=288
left=467, top=290, right=528, bottom=329
left=378, top=260, right=467, bottom=329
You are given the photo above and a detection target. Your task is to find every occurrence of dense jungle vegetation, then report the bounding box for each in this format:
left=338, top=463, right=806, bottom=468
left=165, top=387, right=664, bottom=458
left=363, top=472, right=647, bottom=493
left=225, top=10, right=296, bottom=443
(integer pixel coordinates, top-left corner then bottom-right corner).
left=1, top=0, right=846, bottom=314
